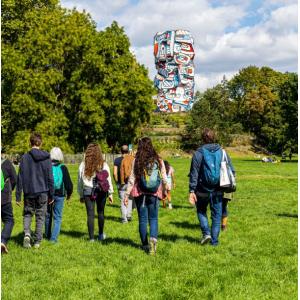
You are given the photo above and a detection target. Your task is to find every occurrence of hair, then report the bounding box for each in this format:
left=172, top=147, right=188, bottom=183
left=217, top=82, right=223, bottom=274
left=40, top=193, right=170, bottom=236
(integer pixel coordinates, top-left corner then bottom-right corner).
left=30, top=132, right=42, bottom=147
left=134, top=137, right=160, bottom=180
left=202, top=128, right=216, bottom=144
left=84, top=143, right=104, bottom=179
left=50, top=147, right=64, bottom=162
left=121, top=145, right=129, bottom=154
left=164, top=160, right=170, bottom=175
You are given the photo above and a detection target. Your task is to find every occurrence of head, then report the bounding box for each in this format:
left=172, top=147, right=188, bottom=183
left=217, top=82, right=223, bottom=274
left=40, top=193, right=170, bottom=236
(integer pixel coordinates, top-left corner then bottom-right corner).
left=121, top=145, right=129, bottom=155
left=30, top=132, right=42, bottom=148
left=50, top=147, right=64, bottom=162
left=84, top=143, right=104, bottom=178
left=202, top=128, right=216, bottom=144
left=164, top=160, right=170, bottom=175
left=134, top=137, right=160, bottom=180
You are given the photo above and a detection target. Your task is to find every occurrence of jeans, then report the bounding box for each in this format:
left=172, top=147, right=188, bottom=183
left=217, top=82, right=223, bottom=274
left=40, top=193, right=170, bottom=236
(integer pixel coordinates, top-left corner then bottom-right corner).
left=117, top=184, right=133, bottom=221
left=85, top=192, right=107, bottom=240
left=196, top=193, right=222, bottom=246
left=135, top=195, right=159, bottom=246
left=1, top=202, right=14, bottom=245
left=23, top=193, right=48, bottom=243
left=45, top=196, right=65, bottom=242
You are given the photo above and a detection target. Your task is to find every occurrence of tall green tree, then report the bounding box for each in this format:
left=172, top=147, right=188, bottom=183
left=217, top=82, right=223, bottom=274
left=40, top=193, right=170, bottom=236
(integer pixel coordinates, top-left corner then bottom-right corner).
left=2, top=1, right=154, bottom=153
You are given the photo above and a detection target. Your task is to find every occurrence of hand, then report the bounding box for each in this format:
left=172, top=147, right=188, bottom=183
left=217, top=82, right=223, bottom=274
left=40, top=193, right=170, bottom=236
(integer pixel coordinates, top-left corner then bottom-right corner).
left=80, top=197, right=85, bottom=203
left=124, top=196, right=128, bottom=207
left=108, top=195, right=113, bottom=204
left=189, top=192, right=197, bottom=205
left=48, top=198, right=54, bottom=205
left=16, top=201, right=21, bottom=207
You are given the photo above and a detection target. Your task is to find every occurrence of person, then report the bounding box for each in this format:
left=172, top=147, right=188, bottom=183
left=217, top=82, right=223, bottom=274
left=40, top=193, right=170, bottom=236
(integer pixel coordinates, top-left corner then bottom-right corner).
left=120, top=147, right=135, bottom=222
left=1, top=157, right=17, bottom=253
left=78, top=143, right=113, bottom=242
left=45, top=147, right=73, bottom=243
left=113, top=145, right=132, bottom=223
left=188, top=128, right=234, bottom=246
left=162, top=160, right=175, bottom=209
left=124, top=137, right=169, bottom=255
left=16, top=132, right=54, bottom=249
left=221, top=193, right=232, bottom=231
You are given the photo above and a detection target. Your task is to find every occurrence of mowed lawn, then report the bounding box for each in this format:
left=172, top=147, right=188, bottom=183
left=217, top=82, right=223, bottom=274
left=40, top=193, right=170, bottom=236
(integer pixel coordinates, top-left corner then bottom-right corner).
left=1, top=156, right=297, bottom=299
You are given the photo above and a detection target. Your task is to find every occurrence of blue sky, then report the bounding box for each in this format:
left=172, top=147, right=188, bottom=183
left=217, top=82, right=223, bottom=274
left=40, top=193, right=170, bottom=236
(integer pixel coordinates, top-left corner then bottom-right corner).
left=61, top=0, right=298, bottom=91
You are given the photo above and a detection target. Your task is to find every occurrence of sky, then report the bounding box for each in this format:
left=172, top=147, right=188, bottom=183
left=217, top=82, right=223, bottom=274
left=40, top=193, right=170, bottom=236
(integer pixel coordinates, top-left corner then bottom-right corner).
left=61, top=0, right=298, bottom=92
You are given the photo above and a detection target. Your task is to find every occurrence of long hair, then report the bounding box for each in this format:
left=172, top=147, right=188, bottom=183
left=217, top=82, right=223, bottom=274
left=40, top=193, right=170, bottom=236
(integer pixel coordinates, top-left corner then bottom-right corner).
left=164, top=160, right=170, bottom=175
left=84, top=143, right=104, bottom=179
left=134, top=137, right=160, bottom=180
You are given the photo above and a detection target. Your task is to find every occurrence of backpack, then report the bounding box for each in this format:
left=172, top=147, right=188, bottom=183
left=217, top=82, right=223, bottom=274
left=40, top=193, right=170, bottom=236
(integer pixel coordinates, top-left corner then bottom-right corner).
left=90, top=169, right=110, bottom=200
left=1, top=159, right=6, bottom=191
left=52, top=164, right=63, bottom=190
left=200, top=148, right=222, bottom=192
left=139, top=161, right=162, bottom=193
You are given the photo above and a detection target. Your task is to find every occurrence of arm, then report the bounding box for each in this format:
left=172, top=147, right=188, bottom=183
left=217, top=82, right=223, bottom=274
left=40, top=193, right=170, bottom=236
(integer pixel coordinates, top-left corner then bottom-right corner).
left=225, top=152, right=235, bottom=176
left=4, top=160, right=17, bottom=190
left=171, top=168, right=176, bottom=188
left=113, top=165, right=118, bottom=183
left=189, top=151, right=202, bottom=205
left=62, top=165, right=73, bottom=199
left=159, top=159, right=170, bottom=190
left=47, top=159, right=54, bottom=199
left=125, top=160, right=136, bottom=198
left=103, top=163, right=114, bottom=195
left=16, top=158, right=23, bottom=202
left=77, top=163, right=84, bottom=199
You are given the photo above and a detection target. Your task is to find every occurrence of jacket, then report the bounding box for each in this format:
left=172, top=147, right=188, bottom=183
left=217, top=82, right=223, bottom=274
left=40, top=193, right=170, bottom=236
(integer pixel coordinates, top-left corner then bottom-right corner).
left=77, top=161, right=114, bottom=198
left=120, top=154, right=135, bottom=185
left=16, top=148, right=54, bottom=202
left=1, top=159, right=17, bottom=205
left=189, top=144, right=235, bottom=193
left=52, top=161, right=73, bottom=197
left=125, top=159, right=170, bottom=200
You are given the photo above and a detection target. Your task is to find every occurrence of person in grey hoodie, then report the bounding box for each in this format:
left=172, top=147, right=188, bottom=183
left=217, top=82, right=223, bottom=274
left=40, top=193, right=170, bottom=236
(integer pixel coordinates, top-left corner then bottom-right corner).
left=16, top=132, right=54, bottom=249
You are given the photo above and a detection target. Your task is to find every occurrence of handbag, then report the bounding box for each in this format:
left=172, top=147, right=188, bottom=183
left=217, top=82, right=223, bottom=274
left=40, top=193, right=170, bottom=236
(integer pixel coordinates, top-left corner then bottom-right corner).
left=220, top=150, right=236, bottom=193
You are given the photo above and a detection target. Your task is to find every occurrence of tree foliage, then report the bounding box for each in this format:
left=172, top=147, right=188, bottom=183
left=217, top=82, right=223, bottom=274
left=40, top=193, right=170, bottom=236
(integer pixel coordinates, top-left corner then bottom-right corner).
left=2, top=1, right=154, bottom=153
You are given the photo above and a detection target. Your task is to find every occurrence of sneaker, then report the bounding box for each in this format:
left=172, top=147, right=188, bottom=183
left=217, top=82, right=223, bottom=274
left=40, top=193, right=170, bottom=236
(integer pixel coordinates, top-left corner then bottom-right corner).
left=141, top=244, right=149, bottom=253
left=168, top=203, right=173, bottom=210
left=127, top=216, right=132, bottom=222
left=89, top=239, right=95, bottom=243
left=98, top=233, right=106, bottom=241
left=33, top=243, right=40, bottom=249
left=200, top=235, right=211, bottom=245
left=149, top=238, right=157, bottom=256
left=23, top=235, right=31, bottom=249
left=121, top=218, right=128, bottom=224
left=1, top=243, right=8, bottom=254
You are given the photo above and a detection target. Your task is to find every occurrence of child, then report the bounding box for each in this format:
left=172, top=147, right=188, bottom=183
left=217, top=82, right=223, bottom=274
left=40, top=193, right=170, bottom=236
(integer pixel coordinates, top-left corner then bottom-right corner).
left=163, top=161, right=175, bottom=209
left=16, top=132, right=54, bottom=249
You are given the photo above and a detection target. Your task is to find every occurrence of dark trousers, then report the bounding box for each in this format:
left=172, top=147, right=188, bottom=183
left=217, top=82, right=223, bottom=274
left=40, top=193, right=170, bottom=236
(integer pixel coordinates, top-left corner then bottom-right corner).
left=85, top=193, right=107, bottom=240
left=1, top=202, right=14, bottom=245
left=23, top=194, right=48, bottom=243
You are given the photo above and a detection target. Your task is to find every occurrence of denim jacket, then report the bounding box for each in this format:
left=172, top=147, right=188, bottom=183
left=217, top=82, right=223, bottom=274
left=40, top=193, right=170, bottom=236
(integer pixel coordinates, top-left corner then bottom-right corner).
left=189, top=144, right=235, bottom=193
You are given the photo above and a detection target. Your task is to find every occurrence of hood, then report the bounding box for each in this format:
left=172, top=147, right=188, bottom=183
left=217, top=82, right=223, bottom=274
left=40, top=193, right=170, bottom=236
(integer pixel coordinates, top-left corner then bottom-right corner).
left=202, top=143, right=221, bottom=153
left=29, top=149, right=50, bottom=162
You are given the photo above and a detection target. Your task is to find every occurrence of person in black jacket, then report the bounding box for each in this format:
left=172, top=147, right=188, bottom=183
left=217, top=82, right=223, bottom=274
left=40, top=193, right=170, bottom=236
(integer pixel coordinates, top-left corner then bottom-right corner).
left=1, top=158, right=17, bottom=253
left=45, top=147, right=73, bottom=243
left=16, top=132, right=54, bottom=249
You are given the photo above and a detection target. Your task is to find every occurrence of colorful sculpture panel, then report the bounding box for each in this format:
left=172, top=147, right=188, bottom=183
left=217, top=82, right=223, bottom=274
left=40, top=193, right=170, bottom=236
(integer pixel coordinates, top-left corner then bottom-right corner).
left=154, top=30, right=195, bottom=112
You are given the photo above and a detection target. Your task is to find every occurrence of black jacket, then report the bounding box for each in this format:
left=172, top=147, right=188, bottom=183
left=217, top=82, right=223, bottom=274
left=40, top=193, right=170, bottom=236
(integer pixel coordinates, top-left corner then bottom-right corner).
left=1, top=159, right=17, bottom=205
left=16, top=148, right=54, bottom=201
left=52, top=161, right=73, bottom=197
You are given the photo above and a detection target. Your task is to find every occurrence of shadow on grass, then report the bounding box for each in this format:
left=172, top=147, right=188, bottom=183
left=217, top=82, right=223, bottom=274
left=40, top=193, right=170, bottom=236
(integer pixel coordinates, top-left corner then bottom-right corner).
left=10, top=232, right=24, bottom=246
left=60, top=230, right=86, bottom=238
left=160, top=233, right=199, bottom=244
left=97, top=215, right=121, bottom=223
left=171, top=204, right=193, bottom=209
left=103, top=237, right=140, bottom=249
left=170, top=221, right=199, bottom=229
left=276, top=213, right=298, bottom=218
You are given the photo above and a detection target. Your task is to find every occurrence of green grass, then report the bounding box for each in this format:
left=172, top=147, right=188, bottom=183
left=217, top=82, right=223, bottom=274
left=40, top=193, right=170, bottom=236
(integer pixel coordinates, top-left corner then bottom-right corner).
left=2, top=157, right=297, bottom=299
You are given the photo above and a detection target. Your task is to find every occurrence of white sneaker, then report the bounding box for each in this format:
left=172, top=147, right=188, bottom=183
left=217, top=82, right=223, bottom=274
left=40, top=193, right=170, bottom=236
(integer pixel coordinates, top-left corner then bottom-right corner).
left=168, top=203, right=173, bottom=209
left=33, top=243, right=40, bottom=249
left=98, top=233, right=106, bottom=241
left=200, top=235, right=211, bottom=245
left=23, top=235, right=31, bottom=248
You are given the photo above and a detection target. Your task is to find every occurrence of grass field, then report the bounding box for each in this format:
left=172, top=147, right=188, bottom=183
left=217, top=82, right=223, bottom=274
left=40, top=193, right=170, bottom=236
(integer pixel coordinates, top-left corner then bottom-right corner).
left=1, top=156, right=297, bottom=299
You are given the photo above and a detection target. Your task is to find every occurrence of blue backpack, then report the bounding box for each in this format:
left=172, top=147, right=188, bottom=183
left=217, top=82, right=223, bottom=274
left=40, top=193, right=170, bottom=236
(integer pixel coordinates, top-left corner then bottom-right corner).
left=139, top=161, right=162, bottom=193
left=200, top=148, right=222, bottom=192
left=52, top=164, right=63, bottom=190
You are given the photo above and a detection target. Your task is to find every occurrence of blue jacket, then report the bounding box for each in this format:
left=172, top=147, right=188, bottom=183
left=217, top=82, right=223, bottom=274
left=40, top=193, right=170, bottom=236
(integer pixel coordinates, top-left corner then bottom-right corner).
left=189, top=144, right=235, bottom=193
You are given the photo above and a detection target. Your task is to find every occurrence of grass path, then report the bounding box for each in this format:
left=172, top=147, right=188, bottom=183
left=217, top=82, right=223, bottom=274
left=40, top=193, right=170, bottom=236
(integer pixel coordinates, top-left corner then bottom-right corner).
left=1, top=157, right=297, bottom=299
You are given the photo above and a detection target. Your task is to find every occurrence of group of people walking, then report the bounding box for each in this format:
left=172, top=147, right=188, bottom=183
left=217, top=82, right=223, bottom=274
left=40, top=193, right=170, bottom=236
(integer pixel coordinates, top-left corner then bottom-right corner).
left=1, top=128, right=235, bottom=255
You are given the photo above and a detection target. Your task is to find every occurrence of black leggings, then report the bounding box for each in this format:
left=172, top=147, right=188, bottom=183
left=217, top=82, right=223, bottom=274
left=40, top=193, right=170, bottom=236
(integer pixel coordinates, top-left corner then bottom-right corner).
left=85, top=193, right=107, bottom=239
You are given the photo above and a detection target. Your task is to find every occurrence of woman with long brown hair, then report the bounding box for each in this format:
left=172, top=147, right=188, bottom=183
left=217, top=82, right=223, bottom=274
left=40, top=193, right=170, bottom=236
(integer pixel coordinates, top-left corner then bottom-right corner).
left=78, top=143, right=113, bottom=241
left=124, top=137, right=169, bottom=255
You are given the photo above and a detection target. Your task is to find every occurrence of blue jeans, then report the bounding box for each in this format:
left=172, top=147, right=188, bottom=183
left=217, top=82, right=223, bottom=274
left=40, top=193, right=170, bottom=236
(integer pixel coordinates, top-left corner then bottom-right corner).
left=196, top=193, right=222, bottom=246
left=135, top=195, right=159, bottom=246
left=45, top=196, right=65, bottom=242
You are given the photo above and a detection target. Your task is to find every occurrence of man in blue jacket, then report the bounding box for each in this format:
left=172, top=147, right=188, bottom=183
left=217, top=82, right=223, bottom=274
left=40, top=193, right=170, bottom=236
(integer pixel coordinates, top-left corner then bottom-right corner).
left=16, top=133, right=54, bottom=249
left=189, top=128, right=234, bottom=246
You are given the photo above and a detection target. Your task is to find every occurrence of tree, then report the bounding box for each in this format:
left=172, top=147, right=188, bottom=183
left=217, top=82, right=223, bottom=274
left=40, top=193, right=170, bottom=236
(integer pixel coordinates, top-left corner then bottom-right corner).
left=2, top=1, right=154, bottom=153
